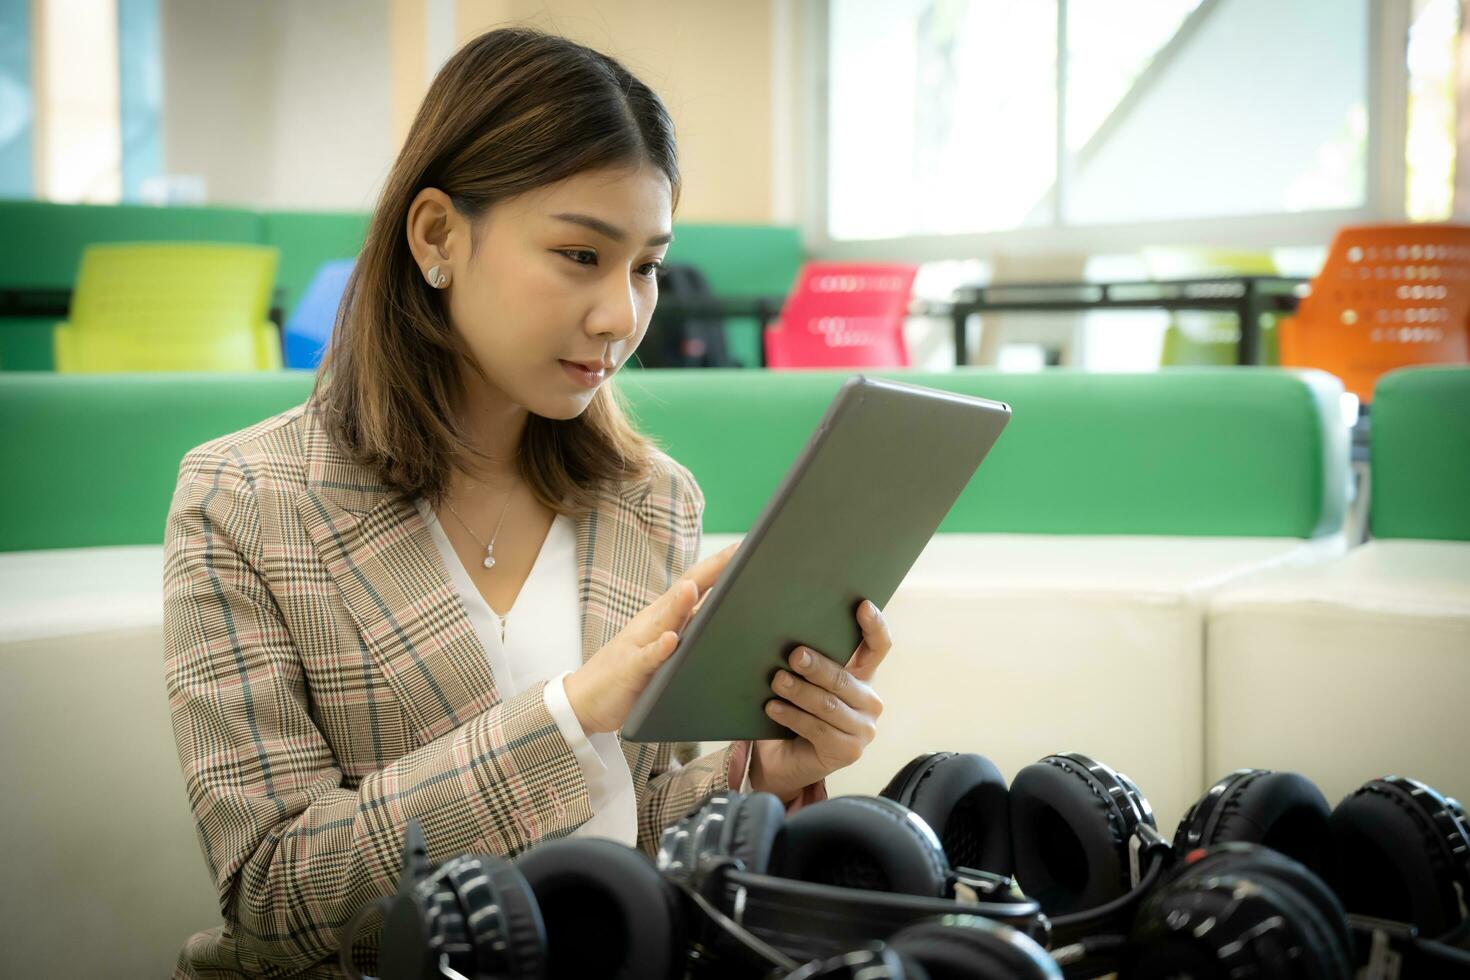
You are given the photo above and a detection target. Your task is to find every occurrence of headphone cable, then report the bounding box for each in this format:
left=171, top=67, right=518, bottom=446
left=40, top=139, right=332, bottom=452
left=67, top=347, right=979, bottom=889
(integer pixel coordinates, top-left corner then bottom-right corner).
left=667, top=873, right=804, bottom=974
left=1047, top=851, right=1167, bottom=948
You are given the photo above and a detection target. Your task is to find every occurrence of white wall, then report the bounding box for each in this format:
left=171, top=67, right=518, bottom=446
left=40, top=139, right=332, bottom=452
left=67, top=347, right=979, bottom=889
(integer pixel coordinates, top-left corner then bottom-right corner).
left=454, top=0, right=777, bottom=223
left=159, top=0, right=393, bottom=211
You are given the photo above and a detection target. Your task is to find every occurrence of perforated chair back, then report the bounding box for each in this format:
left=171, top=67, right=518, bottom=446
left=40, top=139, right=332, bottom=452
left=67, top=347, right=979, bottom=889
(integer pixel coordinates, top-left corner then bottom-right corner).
left=1280, top=225, right=1470, bottom=402
left=53, top=243, right=280, bottom=372
left=763, top=261, right=917, bottom=369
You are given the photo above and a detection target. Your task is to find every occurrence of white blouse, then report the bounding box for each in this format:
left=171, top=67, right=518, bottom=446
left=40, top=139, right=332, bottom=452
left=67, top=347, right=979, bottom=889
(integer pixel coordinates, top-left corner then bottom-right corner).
left=414, top=498, right=641, bottom=845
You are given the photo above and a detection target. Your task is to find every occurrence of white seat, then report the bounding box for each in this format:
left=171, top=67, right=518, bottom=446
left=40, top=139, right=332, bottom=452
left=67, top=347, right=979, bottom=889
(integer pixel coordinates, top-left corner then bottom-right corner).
left=1205, top=538, right=1470, bottom=811
left=0, top=545, right=219, bottom=979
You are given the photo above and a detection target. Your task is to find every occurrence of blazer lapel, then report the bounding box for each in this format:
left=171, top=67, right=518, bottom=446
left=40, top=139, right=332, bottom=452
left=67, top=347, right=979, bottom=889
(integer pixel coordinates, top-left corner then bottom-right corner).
left=572, top=489, right=668, bottom=782
left=296, top=399, right=670, bottom=782
left=295, top=403, right=499, bottom=749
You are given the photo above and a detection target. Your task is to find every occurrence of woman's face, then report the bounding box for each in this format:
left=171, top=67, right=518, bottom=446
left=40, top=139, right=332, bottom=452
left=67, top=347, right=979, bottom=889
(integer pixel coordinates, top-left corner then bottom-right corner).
left=409, top=162, right=673, bottom=422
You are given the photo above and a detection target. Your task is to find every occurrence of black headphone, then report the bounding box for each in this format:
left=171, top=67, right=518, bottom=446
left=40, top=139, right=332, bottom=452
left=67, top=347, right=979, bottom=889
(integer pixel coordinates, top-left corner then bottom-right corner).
left=654, top=789, right=1052, bottom=976
left=1124, top=840, right=1357, bottom=978
left=877, top=751, right=1172, bottom=951
left=777, top=915, right=1061, bottom=980
left=346, top=819, right=692, bottom=980
left=347, top=794, right=1050, bottom=980
left=771, top=844, right=1362, bottom=980
left=1173, top=767, right=1470, bottom=976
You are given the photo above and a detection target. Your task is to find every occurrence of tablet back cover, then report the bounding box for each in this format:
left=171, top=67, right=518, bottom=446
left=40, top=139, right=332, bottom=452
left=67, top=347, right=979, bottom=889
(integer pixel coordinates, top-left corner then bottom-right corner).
left=621, top=374, right=1011, bottom=742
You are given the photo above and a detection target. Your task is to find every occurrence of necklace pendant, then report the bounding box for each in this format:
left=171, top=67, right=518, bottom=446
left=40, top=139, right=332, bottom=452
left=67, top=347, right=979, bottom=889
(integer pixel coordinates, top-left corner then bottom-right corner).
left=483, top=547, right=496, bottom=570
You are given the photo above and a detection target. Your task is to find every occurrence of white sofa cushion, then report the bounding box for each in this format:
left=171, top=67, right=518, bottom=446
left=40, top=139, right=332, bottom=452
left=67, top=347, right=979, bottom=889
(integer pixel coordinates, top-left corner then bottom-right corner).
left=1205, top=538, right=1470, bottom=813
left=0, top=545, right=218, bottom=978
left=0, top=544, right=165, bottom=643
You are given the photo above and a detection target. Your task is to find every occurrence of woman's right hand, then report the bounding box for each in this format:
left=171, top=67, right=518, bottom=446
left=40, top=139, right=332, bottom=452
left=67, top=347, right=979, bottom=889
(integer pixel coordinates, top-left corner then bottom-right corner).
left=563, top=541, right=739, bottom=735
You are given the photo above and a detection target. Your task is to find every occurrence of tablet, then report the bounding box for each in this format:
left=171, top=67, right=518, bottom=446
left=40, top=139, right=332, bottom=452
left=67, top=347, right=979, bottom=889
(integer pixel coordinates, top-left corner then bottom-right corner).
left=621, top=374, right=1012, bottom=743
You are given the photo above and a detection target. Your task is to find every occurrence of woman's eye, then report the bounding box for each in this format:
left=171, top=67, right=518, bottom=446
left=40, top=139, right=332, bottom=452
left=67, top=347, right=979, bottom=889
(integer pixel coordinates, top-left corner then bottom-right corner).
left=559, top=249, right=597, bottom=266
left=637, top=261, right=663, bottom=279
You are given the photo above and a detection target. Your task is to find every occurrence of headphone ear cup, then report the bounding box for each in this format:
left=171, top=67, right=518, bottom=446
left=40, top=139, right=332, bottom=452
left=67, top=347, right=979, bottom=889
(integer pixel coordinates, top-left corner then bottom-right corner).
left=878, top=752, right=951, bottom=803
left=781, top=945, right=926, bottom=980
left=1009, top=760, right=1130, bottom=914
left=377, top=868, right=475, bottom=980
left=1330, top=779, right=1468, bottom=937
left=770, top=795, right=951, bottom=898
left=1130, top=844, right=1352, bottom=979
left=515, top=837, right=686, bottom=980
left=890, top=949, right=930, bottom=980
left=880, top=752, right=1013, bottom=878
left=1184, top=844, right=1354, bottom=979
left=1179, top=771, right=1336, bottom=881
left=376, top=875, right=473, bottom=980
left=727, top=790, right=788, bottom=874
left=886, top=915, right=1061, bottom=979
left=437, top=853, right=547, bottom=980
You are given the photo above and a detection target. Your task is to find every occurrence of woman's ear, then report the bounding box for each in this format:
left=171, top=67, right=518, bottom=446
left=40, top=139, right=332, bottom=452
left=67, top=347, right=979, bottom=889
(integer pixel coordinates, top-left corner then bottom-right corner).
left=405, top=187, right=464, bottom=284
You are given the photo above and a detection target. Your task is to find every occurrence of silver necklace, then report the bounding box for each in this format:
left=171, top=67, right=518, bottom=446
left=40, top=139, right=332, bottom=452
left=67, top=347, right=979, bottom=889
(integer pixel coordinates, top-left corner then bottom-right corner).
left=441, top=478, right=516, bottom=571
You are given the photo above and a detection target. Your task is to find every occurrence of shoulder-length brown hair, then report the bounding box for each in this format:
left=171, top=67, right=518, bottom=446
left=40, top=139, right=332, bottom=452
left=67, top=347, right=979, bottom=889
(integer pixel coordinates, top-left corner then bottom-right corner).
left=312, top=27, right=680, bottom=515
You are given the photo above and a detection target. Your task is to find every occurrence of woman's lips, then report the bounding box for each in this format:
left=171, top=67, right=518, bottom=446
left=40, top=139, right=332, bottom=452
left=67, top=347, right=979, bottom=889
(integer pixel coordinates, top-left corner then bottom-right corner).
left=560, top=359, right=607, bottom=387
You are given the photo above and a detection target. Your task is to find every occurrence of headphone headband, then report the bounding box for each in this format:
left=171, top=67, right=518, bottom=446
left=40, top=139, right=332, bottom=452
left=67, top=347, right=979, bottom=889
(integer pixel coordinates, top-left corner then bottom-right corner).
left=1177, top=768, right=1260, bottom=851
left=1372, top=775, right=1470, bottom=945
left=1044, top=751, right=1161, bottom=890
left=1377, top=776, right=1470, bottom=875
left=1045, top=753, right=1153, bottom=833
left=715, top=865, right=1046, bottom=963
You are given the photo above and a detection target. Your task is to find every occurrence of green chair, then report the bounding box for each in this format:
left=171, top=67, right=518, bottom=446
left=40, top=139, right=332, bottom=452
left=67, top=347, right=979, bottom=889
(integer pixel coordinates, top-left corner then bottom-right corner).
left=1148, top=248, right=1282, bottom=366
left=1370, top=364, right=1470, bottom=542
left=53, top=243, right=281, bottom=372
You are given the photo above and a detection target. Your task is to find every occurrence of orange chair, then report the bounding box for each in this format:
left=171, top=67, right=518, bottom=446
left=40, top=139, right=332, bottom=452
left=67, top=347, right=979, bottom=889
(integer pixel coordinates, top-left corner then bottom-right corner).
left=1280, top=224, right=1470, bottom=403
left=763, top=261, right=917, bottom=369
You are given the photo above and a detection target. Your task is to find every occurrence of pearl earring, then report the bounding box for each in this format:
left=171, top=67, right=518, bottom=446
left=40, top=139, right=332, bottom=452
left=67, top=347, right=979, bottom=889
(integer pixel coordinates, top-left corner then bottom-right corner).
left=427, top=264, right=450, bottom=288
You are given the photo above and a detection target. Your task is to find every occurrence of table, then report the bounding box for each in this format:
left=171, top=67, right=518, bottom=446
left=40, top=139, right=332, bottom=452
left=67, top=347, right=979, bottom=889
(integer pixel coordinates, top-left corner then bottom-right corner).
left=919, top=275, right=1310, bottom=367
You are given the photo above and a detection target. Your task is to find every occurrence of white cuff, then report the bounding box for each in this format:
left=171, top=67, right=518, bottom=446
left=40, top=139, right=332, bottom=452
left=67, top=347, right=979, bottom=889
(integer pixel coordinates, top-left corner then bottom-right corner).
left=544, top=670, right=606, bottom=777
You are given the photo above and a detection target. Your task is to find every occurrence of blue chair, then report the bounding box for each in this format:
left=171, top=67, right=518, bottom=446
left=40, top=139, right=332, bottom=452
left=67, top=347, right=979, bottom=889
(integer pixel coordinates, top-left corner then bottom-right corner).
left=283, top=258, right=354, bottom=369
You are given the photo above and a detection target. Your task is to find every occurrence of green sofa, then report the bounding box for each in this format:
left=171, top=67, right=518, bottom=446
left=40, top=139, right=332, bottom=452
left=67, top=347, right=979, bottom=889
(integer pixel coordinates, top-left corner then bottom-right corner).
left=0, top=200, right=802, bottom=371
left=0, top=367, right=1345, bottom=552
left=1370, top=363, right=1470, bottom=542
left=0, top=200, right=368, bottom=371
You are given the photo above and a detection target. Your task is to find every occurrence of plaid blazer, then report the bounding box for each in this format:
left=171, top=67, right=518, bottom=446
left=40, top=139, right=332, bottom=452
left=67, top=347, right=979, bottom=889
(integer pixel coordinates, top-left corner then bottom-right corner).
left=162, top=399, right=767, bottom=978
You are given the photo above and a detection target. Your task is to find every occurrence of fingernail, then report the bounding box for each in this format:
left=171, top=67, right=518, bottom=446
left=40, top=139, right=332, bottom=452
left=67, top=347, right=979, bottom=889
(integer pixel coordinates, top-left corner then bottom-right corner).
left=795, top=649, right=810, bottom=667
left=864, top=600, right=878, bottom=618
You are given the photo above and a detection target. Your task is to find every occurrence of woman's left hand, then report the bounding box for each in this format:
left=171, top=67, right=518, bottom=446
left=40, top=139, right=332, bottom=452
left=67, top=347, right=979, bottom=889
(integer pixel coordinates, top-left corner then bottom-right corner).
left=749, top=598, right=891, bottom=804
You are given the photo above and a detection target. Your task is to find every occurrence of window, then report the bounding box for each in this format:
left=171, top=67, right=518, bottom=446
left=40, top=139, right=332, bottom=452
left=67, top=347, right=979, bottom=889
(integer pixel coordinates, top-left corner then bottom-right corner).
left=827, top=0, right=1056, bottom=239
left=823, top=0, right=1379, bottom=247
left=1405, top=0, right=1458, bottom=221
left=21, top=0, right=161, bottom=204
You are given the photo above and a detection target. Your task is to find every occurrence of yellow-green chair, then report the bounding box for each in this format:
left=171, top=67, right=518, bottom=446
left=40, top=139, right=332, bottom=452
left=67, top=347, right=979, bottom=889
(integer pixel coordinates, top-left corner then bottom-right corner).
left=1146, top=248, right=1281, bottom=366
left=53, top=243, right=282, bottom=372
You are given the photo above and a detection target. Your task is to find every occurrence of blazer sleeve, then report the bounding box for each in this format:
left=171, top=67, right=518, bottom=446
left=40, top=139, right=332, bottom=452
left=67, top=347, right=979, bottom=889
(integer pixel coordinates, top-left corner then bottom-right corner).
left=163, top=448, right=594, bottom=975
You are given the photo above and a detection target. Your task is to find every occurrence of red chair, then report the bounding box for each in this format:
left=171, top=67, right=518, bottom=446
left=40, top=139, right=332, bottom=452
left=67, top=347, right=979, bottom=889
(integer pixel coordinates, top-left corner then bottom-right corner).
left=763, top=261, right=918, bottom=369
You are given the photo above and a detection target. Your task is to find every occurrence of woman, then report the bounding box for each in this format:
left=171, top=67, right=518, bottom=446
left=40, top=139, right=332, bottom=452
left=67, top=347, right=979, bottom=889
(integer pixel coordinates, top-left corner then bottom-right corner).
left=164, top=28, right=892, bottom=978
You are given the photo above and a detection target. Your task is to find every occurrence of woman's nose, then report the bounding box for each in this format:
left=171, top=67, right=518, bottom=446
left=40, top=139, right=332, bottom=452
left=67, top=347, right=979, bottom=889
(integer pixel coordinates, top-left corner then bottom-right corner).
left=589, top=277, right=641, bottom=343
